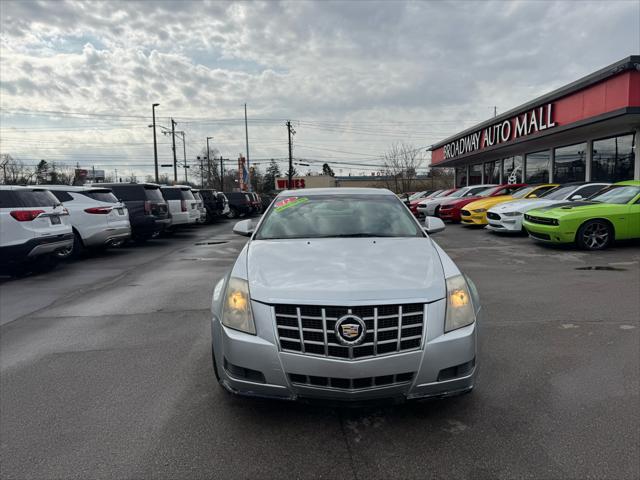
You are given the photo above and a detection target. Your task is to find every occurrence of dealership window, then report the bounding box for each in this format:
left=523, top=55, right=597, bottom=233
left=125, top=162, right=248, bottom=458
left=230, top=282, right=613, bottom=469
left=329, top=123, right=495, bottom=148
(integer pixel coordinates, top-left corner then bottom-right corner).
left=525, top=150, right=551, bottom=183
left=502, top=156, right=523, bottom=183
left=591, top=134, right=635, bottom=182
left=554, top=143, right=586, bottom=183
left=484, top=160, right=500, bottom=184
left=455, top=167, right=468, bottom=187
left=469, top=164, right=482, bottom=185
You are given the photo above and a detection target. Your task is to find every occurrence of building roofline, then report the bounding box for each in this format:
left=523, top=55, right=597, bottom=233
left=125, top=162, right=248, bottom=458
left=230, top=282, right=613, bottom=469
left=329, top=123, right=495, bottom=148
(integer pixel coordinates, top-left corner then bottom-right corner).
left=429, top=55, right=640, bottom=150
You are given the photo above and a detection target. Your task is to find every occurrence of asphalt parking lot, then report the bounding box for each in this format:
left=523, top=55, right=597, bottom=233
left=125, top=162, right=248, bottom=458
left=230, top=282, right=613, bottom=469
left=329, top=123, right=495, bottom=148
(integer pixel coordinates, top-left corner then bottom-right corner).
left=1, top=221, right=638, bottom=479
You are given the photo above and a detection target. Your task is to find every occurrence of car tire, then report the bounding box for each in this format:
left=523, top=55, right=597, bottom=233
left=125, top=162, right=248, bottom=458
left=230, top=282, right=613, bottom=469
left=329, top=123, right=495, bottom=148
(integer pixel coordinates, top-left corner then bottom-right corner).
left=70, top=231, right=83, bottom=257
left=576, top=219, right=613, bottom=251
left=434, top=206, right=441, bottom=217
left=227, top=207, right=238, bottom=219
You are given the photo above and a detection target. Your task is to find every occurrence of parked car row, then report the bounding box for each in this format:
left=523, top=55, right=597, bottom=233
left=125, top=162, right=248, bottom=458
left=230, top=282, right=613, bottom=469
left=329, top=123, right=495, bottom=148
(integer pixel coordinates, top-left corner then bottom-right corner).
left=408, top=180, right=640, bottom=251
left=0, top=183, right=264, bottom=275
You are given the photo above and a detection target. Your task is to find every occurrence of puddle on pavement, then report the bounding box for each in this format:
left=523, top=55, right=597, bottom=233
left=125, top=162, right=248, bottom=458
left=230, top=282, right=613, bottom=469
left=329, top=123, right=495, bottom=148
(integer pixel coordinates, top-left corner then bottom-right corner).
left=575, top=266, right=627, bottom=271
left=195, top=241, right=229, bottom=246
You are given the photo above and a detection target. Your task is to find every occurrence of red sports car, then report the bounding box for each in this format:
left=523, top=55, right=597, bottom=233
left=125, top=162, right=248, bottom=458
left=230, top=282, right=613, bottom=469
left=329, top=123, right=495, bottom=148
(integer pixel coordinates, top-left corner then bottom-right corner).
left=438, top=184, right=527, bottom=222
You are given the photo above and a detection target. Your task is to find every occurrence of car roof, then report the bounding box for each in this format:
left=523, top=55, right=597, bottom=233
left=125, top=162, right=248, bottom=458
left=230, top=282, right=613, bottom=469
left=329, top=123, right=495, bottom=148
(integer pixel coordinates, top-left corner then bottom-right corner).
left=277, top=187, right=395, bottom=196
left=0, top=185, right=57, bottom=191
left=44, top=185, right=113, bottom=192
left=614, top=180, right=640, bottom=186
left=102, top=182, right=161, bottom=188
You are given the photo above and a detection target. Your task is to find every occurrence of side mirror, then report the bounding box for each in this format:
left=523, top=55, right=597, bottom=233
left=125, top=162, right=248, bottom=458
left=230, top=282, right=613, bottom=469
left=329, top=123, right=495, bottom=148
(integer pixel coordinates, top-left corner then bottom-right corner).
left=233, top=219, right=255, bottom=237
left=423, top=216, right=445, bottom=235
left=570, top=194, right=583, bottom=201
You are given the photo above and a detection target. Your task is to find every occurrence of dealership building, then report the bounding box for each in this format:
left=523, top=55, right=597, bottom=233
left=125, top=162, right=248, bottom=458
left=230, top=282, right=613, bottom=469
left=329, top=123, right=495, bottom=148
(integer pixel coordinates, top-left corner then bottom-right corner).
left=429, top=56, right=639, bottom=187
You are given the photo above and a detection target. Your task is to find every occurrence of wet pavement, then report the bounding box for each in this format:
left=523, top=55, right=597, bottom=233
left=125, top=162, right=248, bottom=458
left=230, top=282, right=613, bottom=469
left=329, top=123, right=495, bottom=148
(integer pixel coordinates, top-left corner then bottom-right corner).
left=1, top=221, right=638, bottom=479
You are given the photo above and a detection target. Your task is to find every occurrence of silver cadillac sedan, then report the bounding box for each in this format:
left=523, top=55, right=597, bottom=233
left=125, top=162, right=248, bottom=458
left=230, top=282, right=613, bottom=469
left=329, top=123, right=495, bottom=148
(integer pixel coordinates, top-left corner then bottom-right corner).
left=211, top=188, right=480, bottom=402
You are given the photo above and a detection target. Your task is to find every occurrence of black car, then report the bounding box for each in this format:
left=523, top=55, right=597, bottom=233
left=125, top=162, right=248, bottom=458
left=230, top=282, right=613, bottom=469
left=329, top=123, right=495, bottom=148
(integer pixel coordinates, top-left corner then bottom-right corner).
left=101, top=183, right=170, bottom=240
left=224, top=191, right=253, bottom=218
left=199, top=189, right=229, bottom=222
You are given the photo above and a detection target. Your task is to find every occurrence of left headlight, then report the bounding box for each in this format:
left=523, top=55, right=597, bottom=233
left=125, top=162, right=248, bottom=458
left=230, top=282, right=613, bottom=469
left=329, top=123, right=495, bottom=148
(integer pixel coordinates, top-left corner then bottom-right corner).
left=445, top=275, right=476, bottom=333
left=472, top=208, right=487, bottom=213
left=221, top=277, right=256, bottom=334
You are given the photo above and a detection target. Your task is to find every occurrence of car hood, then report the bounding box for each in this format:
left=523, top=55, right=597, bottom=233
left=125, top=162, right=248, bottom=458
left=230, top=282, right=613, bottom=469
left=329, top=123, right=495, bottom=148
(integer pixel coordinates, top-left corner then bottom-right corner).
left=527, top=201, right=599, bottom=217
left=491, top=198, right=554, bottom=213
left=423, top=195, right=460, bottom=207
left=464, top=195, right=513, bottom=211
left=246, top=238, right=446, bottom=304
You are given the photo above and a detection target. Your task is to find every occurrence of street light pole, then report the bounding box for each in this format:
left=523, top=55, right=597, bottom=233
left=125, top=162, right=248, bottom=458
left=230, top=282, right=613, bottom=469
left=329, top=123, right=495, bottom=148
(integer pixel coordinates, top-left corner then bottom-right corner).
left=206, top=136, right=213, bottom=189
left=171, top=118, right=178, bottom=182
left=152, top=103, right=159, bottom=183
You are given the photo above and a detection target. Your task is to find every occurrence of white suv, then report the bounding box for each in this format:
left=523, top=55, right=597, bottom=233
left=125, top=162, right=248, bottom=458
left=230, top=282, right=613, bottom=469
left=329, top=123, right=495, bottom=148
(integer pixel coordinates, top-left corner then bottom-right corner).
left=161, top=185, right=198, bottom=229
left=0, top=185, right=73, bottom=272
left=47, top=185, right=131, bottom=255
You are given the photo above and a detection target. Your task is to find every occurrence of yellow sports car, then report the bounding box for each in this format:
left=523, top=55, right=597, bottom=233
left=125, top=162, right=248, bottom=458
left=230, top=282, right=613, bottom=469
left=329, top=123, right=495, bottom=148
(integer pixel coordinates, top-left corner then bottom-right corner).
left=460, top=184, right=558, bottom=226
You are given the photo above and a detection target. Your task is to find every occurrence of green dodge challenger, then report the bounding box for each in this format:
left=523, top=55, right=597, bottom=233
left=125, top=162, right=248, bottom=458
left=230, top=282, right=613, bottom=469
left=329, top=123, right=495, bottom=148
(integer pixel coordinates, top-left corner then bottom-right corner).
left=523, top=180, right=640, bottom=250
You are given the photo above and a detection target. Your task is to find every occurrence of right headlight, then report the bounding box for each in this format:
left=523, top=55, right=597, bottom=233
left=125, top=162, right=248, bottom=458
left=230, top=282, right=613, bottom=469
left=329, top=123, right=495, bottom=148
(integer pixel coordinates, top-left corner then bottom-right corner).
left=445, top=274, right=476, bottom=333
left=221, top=277, right=256, bottom=335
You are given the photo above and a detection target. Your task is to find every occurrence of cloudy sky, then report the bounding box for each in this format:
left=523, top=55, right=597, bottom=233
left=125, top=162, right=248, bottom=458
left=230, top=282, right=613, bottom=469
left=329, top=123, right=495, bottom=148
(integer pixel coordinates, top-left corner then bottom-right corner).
left=1, top=0, right=638, bottom=181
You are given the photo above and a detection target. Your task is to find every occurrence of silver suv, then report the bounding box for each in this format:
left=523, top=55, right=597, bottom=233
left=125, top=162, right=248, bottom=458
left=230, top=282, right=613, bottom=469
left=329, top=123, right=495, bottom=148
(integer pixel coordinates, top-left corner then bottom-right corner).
left=212, top=188, right=481, bottom=402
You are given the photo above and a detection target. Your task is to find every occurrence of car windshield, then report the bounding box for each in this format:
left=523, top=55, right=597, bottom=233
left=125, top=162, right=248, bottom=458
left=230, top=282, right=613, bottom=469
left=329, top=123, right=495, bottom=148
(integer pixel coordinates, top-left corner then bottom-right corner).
left=255, top=194, right=423, bottom=239
left=80, top=190, right=119, bottom=203
left=511, top=186, right=535, bottom=199
left=144, top=187, right=164, bottom=202
left=473, top=187, right=496, bottom=196
left=541, top=185, right=576, bottom=200
left=589, top=185, right=640, bottom=204
left=448, top=188, right=470, bottom=198
left=181, top=189, right=195, bottom=200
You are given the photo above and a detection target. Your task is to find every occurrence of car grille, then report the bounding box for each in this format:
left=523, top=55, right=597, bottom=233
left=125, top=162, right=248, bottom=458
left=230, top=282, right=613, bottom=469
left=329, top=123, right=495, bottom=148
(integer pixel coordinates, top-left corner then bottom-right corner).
left=274, top=303, right=424, bottom=360
left=486, top=211, right=500, bottom=220
left=524, top=214, right=558, bottom=225
left=288, top=372, right=416, bottom=390
left=460, top=209, right=471, bottom=217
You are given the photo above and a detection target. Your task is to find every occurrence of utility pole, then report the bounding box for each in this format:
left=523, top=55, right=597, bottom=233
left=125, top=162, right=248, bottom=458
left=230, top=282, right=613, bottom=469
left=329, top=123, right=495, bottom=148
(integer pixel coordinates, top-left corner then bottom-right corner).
left=152, top=103, right=159, bottom=182
left=244, top=103, right=251, bottom=191
left=220, top=157, right=225, bottom=191
left=180, top=132, right=187, bottom=183
left=206, top=136, right=213, bottom=189
left=493, top=106, right=497, bottom=117
left=171, top=118, right=178, bottom=182
left=114, top=168, right=118, bottom=183
left=287, top=120, right=295, bottom=187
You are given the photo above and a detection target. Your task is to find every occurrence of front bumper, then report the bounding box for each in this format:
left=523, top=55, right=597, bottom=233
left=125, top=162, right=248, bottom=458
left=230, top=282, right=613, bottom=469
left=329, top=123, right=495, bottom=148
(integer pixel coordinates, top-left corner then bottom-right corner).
left=461, top=212, right=488, bottom=225
left=211, top=299, right=477, bottom=402
left=439, top=209, right=461, bottom=222
left=486, top=215, right=523, bottom=232
left=522, top=221, right=574, bottom=244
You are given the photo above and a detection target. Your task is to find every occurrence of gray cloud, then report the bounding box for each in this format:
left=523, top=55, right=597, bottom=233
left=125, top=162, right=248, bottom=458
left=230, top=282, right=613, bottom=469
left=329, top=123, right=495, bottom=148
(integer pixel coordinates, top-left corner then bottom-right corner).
left=0, top=0, right=637, bottom=176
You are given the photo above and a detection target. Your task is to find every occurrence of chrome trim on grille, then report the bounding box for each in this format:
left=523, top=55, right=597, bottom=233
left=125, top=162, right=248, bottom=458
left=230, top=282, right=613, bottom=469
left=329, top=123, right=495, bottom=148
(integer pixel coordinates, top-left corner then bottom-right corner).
left=274, top=303, right=425, bottom=360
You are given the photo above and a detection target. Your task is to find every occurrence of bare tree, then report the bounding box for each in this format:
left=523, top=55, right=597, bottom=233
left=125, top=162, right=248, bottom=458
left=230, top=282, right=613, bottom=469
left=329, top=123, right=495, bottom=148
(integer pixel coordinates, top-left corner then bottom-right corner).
left=381, top=143, right=427, bottom=193
left=1, top=154, right=35, bottom=184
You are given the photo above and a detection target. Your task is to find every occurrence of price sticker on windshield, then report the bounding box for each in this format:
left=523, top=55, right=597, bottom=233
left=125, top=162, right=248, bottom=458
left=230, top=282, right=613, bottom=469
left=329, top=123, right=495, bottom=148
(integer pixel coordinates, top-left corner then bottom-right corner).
left=274, top=197, right=309, bottom=212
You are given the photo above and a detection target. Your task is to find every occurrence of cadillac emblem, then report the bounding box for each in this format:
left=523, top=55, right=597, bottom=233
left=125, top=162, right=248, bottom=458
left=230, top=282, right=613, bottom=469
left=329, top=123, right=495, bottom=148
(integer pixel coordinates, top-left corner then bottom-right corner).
left=335, top=314, right=366, bottom=346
